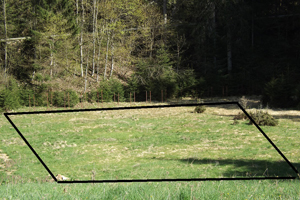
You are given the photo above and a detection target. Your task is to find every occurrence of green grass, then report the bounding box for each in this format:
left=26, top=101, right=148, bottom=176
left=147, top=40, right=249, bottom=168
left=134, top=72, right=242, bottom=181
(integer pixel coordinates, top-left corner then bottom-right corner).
left=1, top=180, right=299, bottom=199
left=0, top=102, right=300, bottom=198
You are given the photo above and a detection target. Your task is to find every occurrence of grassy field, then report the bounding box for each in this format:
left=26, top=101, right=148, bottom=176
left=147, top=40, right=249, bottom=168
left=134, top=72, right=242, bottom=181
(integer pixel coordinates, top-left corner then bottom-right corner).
left=1, top=180, right=300, bottom=199
left=1, top=98, right=300, bottom=199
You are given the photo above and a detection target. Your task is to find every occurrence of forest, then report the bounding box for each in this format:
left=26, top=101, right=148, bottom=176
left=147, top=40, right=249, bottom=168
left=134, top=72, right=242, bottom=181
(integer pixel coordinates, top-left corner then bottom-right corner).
left=1, top=0, right=300, bottom=110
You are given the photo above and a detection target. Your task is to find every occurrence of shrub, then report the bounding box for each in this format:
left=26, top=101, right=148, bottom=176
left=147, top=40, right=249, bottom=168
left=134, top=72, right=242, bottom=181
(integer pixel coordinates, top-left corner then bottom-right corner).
left=19, top=83, right=49, bottom=107
left=52, top=90, right=79, bottom=107
left=0, top=79, right=21, bottom=111
left=262, top=76, right=296, bottom=108
left=233, top=110, right=278, bottom=126
left=19, top=87, right=34, bottom=107
left=66, top=89, right=79, bottom=107
left=194, top=106, right=206, bottom=113
left=34, top=83, right=49, bottom=106
left=94, top=79, right=125, bottom=102
left=88, top=90, right=98, bottom=103
left=233, top=112, right=248, bottom=120
left=34, top=73, right=43, bottom=83
left=239, top=96, right=249, bottom=109
left=232, top=119, right=239, bottom=125
left=248, top=110, right=278, bottom=126
left=132, top=46, right=179, bottom=101
left=52, top=91, right=65, bottom=107
left=110, top=79, right=125, bottom=102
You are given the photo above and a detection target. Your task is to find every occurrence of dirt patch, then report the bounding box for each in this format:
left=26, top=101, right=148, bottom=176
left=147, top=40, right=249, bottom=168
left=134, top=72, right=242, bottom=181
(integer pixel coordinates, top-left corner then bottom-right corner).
left=0, top=150, right=10, bottom=162
left=0, top=149, right=15, bottom=176
left=2, top=138, right=26, bottom=146
left=43, top=141, right=77, bottom=149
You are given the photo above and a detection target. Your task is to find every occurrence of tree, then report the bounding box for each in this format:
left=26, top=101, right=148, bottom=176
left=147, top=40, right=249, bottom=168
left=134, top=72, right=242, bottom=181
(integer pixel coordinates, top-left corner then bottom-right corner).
left=2, top=0, right=7, bottom=82
left=29, top=0, right=77, bottom=79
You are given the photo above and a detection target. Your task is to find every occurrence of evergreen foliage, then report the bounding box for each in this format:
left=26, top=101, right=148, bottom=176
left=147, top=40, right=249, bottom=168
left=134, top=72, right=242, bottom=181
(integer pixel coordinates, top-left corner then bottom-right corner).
left=66, top=89, right=79, bottom=107
left=233, top=112, right=248, bottom=120
left=0, top=79, right=21, bottom=111
left=90, top=79, right=125, bottom=102
left=262, top=76, right=296, bottom=108
left=52, top=89, right=78, bottom=107
left=234, top=110, right=278, bottom=126
left=52, top=91, right=65, bottom=107
left=247, top=110, right=278, bottom=126
left=194, top=106, right=206, bottom=113
left=1, top=0, right=300, bottom=109
left=19, top=86, right=34, bottom=107
left=134, top=45, right=178, bottom=100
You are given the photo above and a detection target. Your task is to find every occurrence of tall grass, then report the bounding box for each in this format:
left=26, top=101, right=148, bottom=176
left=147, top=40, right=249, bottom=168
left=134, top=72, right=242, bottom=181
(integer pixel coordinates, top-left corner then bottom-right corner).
left=1, top=180, right=299, bottom=199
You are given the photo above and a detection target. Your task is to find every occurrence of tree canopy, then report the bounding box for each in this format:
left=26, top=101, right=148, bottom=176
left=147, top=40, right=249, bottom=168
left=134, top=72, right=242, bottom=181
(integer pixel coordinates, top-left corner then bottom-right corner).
left=1, top=0, right=300, bottom=109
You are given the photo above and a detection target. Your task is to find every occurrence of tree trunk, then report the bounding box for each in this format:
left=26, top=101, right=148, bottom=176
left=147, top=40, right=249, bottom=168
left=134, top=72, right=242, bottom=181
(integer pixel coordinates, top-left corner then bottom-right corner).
left=76, top=0, right=79, bottom=24
left=80, top=0, right=84, bottom=77
left=96, top=7, right=101, bottom=82
left=211, top=1, right=217, bottom=69
left=84, top=56, right=88, bottom=92
left=227, top=27, right=232, bottom=74
left=177, top=39, right=180, bottom=73
left=3, top=0, right=7, bottom=81
left=163, top=0, right=167, bottom=24
left=104, top=31, right=110, bottom=80
left=109, top=32, right=115, bottom=79
left=50, top=42, right=53, bottom=77
left=32, top=71, right=35, bottom=82
left=65, top=46, right=69, bottom=71
left=92, top=0, right=96, bottom=77
left=150, top=29, right=154, bottom=58
left=97, top=31, right=103, bottom=83
left=251, top=0, right=254, bottom=48
left=76, top=0, right=81, bottom=77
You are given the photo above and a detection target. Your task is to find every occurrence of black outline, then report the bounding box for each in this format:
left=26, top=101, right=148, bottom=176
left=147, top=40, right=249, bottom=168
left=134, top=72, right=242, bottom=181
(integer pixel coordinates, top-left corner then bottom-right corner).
left=4, top=102, right=299, bottom=183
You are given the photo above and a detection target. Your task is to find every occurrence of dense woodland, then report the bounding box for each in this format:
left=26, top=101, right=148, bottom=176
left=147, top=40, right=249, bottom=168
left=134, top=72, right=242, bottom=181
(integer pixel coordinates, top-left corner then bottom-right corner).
left=1, top=0, right=300, bottom=110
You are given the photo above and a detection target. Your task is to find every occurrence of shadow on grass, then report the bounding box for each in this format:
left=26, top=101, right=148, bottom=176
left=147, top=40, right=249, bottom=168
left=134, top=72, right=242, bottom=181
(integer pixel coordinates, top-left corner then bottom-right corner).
left=273, top=115, right=300, bottom=122
left=151, top=157, right=299, bottom=178
left=215, top=113, right=300, bottom=123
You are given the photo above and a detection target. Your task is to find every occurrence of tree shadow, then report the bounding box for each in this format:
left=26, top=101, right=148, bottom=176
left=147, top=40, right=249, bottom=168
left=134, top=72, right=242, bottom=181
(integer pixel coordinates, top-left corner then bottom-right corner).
left=273, top=115, right=300, bottom=122
left=215, top=113, right=300, bottom=123
left=150, top=157, right=299, bottom=178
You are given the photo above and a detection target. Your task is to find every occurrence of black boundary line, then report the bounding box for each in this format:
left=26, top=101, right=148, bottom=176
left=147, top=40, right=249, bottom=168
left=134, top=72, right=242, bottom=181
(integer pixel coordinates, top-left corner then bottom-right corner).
left=3, top=102, right=298, bottom=183
left=4, top=102, right=235, bottom=115
left=236, top=103, right=299, bottom=177
left=57, top=177, right=296, bottom=184
left=3, top=113, right=57, bottom=182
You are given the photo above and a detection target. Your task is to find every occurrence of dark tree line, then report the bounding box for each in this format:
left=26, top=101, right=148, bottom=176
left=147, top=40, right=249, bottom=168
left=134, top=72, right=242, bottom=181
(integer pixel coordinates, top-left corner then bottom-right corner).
left=1, top=0, right=300, bottom=110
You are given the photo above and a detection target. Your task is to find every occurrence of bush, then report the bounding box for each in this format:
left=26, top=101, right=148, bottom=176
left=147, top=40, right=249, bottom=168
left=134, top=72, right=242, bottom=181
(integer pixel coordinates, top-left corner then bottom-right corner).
left=233, top=110, right=278, bottom=126
left=110, top=79, right=125, bottom=102
left=194, top=106, right=206, bottom=113
left=34, top=73, right=43, bottom=82
left=52, top=89, right=79, bottom=107
left=93, top=79, right=125, bottom=102
left=239, top=96, right=249, bottom=109
left=124, top=75, right=140, bottom=101
left=132, top=46, right=179, bottom=101
left=0, top=79, right=21, bottom=111
left=248, top=110, right=278, bottom=126
left=52, top=91, right=65, bottom=107
left=98, top=80, right=113, bottom=102
left=262, top=76, right=296, bottom=108
left=34, top=83, right=49, bottom=106
left=66, top=89, right=79, bottom=107
left=88, top=90, right=98, bottom=103
left=19, top=83, right=49, bottom=107
left=233, top=112, right=248, bottom=120
left=19, top=87, right=34, bottom=107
